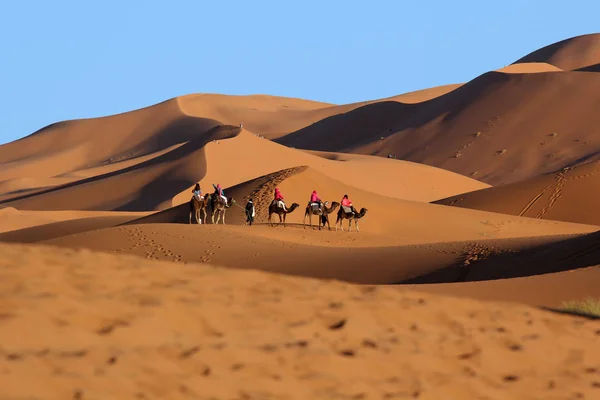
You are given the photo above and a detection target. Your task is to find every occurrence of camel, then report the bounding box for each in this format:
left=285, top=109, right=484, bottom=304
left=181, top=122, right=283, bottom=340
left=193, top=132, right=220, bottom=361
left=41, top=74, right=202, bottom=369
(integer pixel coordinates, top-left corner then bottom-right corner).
left=303, top=201, right=340, bottom=230
left=209, top=193, right=234, bottom=224
left=268, top=201, right=300, bottom=226
left=188, top=194, right=210, bottom=224
left=335, top=206, right=368, bottom=232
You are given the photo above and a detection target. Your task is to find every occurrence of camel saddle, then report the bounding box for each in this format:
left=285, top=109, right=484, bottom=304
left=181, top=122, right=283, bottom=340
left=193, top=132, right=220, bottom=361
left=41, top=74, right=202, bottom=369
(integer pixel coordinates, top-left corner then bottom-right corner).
left=310, top=203, right=322, bottom=213
left=342, top=205, right=353, bottom=214
left=271, top=199, right=286, bottom=210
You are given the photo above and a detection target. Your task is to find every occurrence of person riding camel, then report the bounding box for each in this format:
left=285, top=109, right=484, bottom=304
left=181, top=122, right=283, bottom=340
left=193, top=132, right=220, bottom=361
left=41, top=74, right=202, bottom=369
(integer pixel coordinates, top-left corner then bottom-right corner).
left=341, top=194, right=356, bottom=215
left=310, top=190, right=323, bottom=212
left=212, top=183, right=228, bottom=206
left=192, top=183, right=203, bottom=201
left=273, top=187, right=288, bottom=212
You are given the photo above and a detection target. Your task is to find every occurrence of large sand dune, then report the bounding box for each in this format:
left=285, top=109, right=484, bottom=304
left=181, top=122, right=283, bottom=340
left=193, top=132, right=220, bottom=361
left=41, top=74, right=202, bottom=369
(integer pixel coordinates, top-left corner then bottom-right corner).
left=0, top=126, right=488, bottom=212
left=434, top=160, right=600, bottom=226
left=512, top=33, right=600, bottom=70
left=277, top=70, right=600, bottom=185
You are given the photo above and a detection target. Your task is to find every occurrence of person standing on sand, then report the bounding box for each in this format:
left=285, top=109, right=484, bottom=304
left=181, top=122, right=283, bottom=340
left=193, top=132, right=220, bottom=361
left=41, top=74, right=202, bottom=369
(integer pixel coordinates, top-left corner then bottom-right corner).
left=245, top=198, right=255, bottom=225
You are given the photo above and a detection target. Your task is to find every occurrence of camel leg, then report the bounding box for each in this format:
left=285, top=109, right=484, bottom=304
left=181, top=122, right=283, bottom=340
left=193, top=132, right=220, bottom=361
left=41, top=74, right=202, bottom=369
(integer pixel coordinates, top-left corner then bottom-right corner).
left=222, top=211, right=226, bottom=225
left=283, top=213, right=286, bottom=227
left=355, top=219, right=360, bottom=233
left=268, top=212, right=272, bottom=226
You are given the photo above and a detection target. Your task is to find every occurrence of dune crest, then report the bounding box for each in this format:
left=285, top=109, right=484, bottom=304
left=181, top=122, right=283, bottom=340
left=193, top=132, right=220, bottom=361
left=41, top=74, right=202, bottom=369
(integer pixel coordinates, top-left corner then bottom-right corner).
left=495, top=62, right=563, bottom=73
left=513, top=33, right=600, bottom=70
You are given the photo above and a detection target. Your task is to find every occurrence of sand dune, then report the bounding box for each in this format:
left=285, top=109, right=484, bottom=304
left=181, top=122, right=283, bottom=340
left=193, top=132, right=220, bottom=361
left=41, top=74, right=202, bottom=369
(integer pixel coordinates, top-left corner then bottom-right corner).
left=0, top=127, right=487, bottom=212
left=1, top=242, right=599, bottom=400
left=434, top=160, right=600, bottom=226
left=495, top=62, right=563, bottom=73
left=512, top=33, right=600, bottom=70
left=277, top=70, right=600, bottom=185
left=0, top=125, right=240, bottom=211
left=1, top=164, right=592, bottom=290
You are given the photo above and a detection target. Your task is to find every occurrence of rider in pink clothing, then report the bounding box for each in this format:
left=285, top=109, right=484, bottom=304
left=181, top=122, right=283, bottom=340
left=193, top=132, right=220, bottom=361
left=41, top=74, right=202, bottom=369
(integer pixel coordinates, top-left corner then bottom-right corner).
left=341, top=194, right=356, bottom=215
left=273, top=188, right=287, bottom=211
left=310, top=190, right=321, bottom=204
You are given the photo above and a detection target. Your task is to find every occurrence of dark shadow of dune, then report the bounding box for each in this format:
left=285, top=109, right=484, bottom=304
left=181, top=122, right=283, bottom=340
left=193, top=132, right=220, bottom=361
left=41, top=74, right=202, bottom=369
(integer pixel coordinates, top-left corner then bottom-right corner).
left=0, top=123, right=241, bottom=211
left=275, top=71, right=514, bottom=152
left=0, top=216, right=138, bottom=243
left=402, top=230, right=600, bottom=284
left=576, top=63, right=600, bottom=72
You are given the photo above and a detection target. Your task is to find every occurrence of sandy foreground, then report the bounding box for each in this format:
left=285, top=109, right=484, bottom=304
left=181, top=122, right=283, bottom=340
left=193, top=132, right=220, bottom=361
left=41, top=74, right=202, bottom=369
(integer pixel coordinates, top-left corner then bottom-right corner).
left=0, top=242, right=599, bottom=400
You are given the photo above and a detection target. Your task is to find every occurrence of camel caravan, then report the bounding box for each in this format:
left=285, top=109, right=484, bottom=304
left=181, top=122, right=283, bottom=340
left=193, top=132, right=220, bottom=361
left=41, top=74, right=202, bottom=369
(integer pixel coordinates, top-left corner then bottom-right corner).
left=189, top=183, right=367, bottom=231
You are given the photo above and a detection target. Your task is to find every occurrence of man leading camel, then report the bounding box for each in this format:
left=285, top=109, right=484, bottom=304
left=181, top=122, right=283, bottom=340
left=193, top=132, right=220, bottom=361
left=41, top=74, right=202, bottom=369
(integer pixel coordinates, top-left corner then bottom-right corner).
left=341, top=194, right=356, bottom=215
left=273, top=187, right=288, bottom=212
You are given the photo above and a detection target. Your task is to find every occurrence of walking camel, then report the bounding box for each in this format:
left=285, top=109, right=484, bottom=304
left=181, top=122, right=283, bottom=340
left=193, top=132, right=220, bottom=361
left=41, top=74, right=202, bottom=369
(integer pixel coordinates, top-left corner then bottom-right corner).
left=303, top=201, right=340, bottom=230
left=188, top=193, right=210, bottom=224
left=268, top=201, right=300, bottom=226
left=210, top=194, right=234, bottom=224
left=335, top=207, right=368, bottom=232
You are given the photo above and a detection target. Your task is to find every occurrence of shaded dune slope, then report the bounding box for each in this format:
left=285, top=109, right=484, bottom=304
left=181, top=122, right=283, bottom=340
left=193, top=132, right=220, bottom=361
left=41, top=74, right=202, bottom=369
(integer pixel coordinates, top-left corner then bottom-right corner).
left=0, top=125, right=240, bottom=211
left=404, top=229, right=600, bottom=285
left=512, top=33, right=600, bottom=70
left=276, top=70, right=600, bottom=185
left=434, top=161, right=600, bottom=226
left=1, top=126, right=488, bottom=212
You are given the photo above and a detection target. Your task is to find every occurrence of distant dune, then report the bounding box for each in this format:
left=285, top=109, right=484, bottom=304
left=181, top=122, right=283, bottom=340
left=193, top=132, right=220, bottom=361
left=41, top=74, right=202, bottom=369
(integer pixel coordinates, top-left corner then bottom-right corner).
left=512, top=33, right=600, bottom=70
left=495, top=62, right=563, bottom=73
left=277, top=70, right=600, bottom=186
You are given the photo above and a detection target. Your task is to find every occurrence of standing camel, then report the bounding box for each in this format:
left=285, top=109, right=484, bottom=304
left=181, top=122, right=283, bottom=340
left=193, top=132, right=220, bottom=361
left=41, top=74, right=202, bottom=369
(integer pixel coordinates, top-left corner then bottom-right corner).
left=268, top=201, right=300, bottom=226
left=210, top=194, right=234, bottom=224
left=188, top=193, right=210, bottom=224
left=303, top=201, right=340, bottom=230
left=335, top=207, right=368, bottom=232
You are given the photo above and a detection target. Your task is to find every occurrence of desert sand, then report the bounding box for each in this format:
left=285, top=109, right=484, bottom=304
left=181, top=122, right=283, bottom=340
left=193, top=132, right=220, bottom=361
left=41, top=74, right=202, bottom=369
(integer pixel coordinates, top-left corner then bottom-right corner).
left=434, top=161, right=600, bottom=226
left=1, top=243, right=599, bottom=400
left=2, top=33, right=600, bottom=399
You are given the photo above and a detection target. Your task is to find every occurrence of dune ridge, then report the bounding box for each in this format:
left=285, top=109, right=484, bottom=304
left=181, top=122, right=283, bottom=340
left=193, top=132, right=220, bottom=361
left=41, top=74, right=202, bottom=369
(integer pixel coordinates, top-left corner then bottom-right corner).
left=277, top=70, right=600, bottom=185
left=512, top=33, right=600, bottom=70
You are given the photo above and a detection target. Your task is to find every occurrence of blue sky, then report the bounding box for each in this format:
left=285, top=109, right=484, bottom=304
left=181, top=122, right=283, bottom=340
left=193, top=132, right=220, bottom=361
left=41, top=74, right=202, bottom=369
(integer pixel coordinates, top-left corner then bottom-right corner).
left=0, top=1, right=598, bottom=144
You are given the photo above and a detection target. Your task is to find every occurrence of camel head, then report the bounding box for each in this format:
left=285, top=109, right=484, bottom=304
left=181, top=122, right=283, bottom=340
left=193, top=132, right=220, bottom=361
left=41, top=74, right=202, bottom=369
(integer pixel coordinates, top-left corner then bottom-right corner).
left=326, top=201, right=340, bottom=213
left=288, top=203, right=300, bottom=212
left=357, top=207, right=368, bottom=218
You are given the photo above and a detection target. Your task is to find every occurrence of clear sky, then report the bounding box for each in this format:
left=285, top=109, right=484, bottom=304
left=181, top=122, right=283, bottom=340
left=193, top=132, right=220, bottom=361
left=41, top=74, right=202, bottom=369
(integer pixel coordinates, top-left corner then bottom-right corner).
left=1, top=0, right=598, bottom=144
